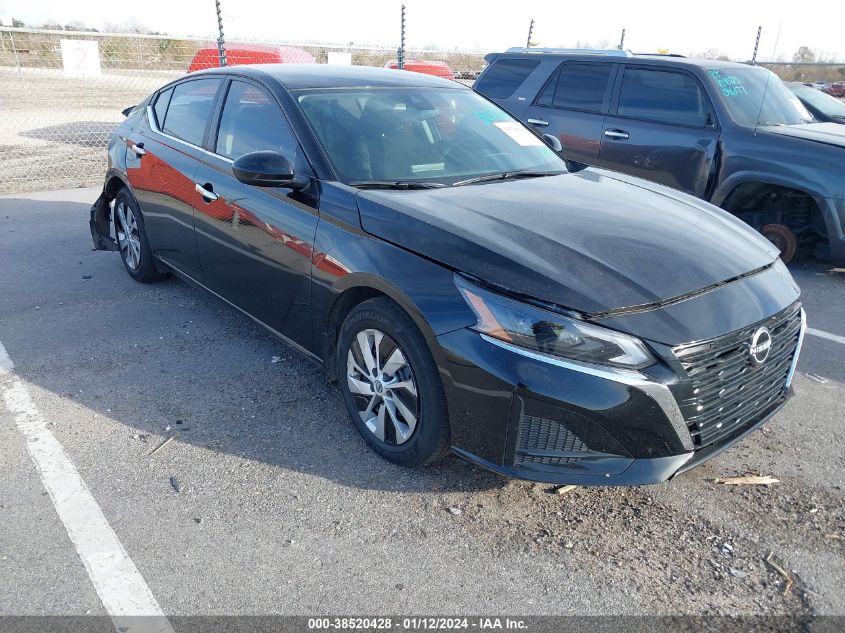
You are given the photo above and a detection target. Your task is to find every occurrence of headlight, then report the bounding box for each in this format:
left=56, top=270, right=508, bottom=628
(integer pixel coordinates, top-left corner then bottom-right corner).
left=455, top=276, right=655, bottom=369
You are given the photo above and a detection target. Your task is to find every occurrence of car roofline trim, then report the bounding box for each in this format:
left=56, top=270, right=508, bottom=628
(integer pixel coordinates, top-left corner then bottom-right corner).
left=146, top=104, right=234, bottom=164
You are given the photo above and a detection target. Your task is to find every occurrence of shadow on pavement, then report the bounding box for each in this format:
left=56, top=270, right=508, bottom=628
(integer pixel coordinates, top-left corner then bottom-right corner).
left=21, top=121, right=117, bottom=148
left=0, top=196, right=505, bottom=494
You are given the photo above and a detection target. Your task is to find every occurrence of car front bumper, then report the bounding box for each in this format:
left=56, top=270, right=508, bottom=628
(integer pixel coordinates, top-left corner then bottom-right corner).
left=433, top=306, right=805, bottom=486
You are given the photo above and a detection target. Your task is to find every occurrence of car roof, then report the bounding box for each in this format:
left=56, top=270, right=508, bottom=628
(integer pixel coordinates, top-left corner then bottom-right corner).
left=189, top=63, right=468, bottom=90
left=489, top=50, right=759, bottom=72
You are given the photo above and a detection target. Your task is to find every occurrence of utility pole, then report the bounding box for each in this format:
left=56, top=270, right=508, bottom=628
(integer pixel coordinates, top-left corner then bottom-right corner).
left=397, top=4, right=406, bottom=69
left=526, top=19, right=534, bottom=49
left=751, top=25, right=762, bottom=65
left=215, top=0, right=227, bottom=67
left=618, top=28, right=626, bottom=50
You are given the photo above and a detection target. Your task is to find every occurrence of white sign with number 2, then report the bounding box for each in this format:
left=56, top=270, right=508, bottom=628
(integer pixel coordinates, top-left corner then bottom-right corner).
left=60, top=40, right=102, bottom=77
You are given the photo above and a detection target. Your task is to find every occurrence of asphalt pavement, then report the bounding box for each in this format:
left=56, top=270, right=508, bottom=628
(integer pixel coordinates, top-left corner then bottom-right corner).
left=0, top=188, right=843, bottom=622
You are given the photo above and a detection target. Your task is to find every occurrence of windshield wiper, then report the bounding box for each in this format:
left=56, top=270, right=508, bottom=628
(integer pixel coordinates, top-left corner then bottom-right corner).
left=348, top=180, right=446, bottom=190
left=452, top=170, right=564, bottom=187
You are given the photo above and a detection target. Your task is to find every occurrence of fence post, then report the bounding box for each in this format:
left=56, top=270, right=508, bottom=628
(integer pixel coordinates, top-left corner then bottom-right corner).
left=751, top=26, right=761, bottom=65
left=8, top=29, right=22, bottom=76
left=215, top=0, right=227, bottom=67
left=397, top=4, right=405, bottom=69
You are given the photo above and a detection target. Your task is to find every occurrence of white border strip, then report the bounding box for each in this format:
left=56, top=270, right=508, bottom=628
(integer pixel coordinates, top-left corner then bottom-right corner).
left=807, top=327, right=845, bottom=346
left=0, top=342, right=173, bottom=632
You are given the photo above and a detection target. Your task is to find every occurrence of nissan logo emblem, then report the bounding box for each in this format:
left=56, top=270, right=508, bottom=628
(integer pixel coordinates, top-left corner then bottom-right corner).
left=749, top=326, right=772, bottom=365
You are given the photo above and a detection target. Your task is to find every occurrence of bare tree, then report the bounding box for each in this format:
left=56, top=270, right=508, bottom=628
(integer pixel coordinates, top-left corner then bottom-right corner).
left=792, top=46, right=816, bottom=63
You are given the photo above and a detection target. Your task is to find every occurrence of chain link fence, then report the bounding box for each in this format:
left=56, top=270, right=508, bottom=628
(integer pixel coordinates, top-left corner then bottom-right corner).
left=0, top=27, right=485, bottom=194
left=2, top=27, right=843, bottom=194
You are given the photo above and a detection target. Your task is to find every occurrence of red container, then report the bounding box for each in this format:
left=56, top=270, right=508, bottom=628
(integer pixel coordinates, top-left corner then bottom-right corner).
left=188, top=43, right=316, bottom=72
left=385, top=59, right=455, bottom=80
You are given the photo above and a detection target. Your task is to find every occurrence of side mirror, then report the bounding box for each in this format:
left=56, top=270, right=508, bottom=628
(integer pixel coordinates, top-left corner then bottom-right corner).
left=232, top=151, right=306, bottom=189
left=542, top=133, right=563, bottom=153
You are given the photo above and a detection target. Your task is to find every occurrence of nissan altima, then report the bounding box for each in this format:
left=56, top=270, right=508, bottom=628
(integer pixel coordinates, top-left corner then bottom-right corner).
left=90, top=65, right=806, bottom=485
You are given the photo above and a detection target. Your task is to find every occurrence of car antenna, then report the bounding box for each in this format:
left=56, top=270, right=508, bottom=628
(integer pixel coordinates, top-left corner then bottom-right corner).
left=753, top=21, right=781, bottom=137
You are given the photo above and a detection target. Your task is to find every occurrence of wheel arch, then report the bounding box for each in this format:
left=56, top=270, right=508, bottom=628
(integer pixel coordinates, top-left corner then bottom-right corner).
left=714, top=176, right=836, bottom=259
left=711, top=167, right=829, bottom=204
left=322, top=274, right=441, bottom=384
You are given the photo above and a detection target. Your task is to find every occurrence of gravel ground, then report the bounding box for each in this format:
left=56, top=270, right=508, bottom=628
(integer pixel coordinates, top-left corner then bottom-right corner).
left=0, top=189, right=843, bottom=620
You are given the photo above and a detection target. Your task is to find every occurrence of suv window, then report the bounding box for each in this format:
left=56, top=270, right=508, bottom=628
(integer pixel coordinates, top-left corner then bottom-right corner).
left=215, top=80, right=297, bottom=161
left=536, top=62, right=613, bottom=113
left=153, top=88, right=172, bottom=128
left=476, top=59, right=540, bottom=99
left=161, top=78, right=221, bottom=146
left=618, top=68, right=711, bottom=127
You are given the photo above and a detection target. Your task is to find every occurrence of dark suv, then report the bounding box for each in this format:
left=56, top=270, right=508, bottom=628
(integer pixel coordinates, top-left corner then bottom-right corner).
left=475, top=48, right=845, bottom=263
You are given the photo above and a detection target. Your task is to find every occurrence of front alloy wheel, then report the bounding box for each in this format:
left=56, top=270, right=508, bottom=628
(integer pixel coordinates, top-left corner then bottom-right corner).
left=347, top=329, right=419, bottom=445
left=337, top=297, right=450, bottom=467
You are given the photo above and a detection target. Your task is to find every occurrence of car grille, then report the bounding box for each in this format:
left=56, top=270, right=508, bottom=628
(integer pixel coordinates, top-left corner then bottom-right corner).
left=673, top=302, right=802, bottom=450
left=515, top=414, right=590, bottom=465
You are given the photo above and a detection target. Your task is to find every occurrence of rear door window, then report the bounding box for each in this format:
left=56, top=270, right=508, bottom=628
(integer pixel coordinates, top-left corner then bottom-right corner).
left=152, top=88, right=173, bottom=128
left=476, top=58, right=540, bottom=98
left=160, top=78, right=221, bottom=146
left=214, top=80, right=298, bottom=161
left=536, top=62, right=614, bottom=113
left=617, top=68, right=711, bottom=127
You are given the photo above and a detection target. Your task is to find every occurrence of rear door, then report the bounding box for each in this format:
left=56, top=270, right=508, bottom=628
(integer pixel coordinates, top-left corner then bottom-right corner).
left=129, top=77, right=223, bottom=279
left=598, top=66, right=720, bottom=197
left=192, top=78, right=319, bottom=351
left=473, top=57, right=542, bottom=116
left=521, top=62, right=616, bottom=164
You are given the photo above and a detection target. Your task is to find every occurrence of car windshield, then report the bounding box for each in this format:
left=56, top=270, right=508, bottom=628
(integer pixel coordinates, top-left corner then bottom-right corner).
left=789, top=83, right=845, bottom=119
left=293, top=87, right=565, bottom=185
left=706, top=67, right=815, bottom=127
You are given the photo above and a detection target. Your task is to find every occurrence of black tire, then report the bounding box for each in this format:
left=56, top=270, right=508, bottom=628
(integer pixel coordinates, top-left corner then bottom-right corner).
left=113, top=189, right=168, bottom=283
left=337, top=296, right=450, bottom=467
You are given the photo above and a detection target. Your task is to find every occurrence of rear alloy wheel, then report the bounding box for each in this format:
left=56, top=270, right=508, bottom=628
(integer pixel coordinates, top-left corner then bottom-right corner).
left=115, top=198, right=142, bottom=271
left=347, top=328, right=419, bottom=445
left=112, top=189, right=168, bottom=282
left=337, top=297, right=450, bottom=467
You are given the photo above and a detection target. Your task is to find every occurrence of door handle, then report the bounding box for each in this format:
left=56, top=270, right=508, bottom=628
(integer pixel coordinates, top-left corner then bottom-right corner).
left=130, top=142, right=146, bottom=156
left=604, top=129, right=630, bottom=140
left=195, top=183, right=218, bottom=202
left=527, top=118, right=549, bottom=127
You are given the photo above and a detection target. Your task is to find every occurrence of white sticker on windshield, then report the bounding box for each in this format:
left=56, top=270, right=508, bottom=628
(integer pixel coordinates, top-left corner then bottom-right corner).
left=493, top=121, right=543, bottom=146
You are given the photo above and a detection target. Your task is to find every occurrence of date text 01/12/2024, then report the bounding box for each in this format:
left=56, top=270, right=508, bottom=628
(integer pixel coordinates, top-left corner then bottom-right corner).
left=307, top=617, right=529, bottom=630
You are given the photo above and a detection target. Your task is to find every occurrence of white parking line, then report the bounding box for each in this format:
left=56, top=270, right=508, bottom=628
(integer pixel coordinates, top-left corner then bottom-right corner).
left=0, top=341, right=173, bottom=633
left=807, top=327, right=845, bottom=346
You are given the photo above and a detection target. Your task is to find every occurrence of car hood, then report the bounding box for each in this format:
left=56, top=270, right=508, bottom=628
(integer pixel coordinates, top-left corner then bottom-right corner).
left=356, top=169, right=779, bottom=315
left=760, top=122, right=845, bottom=148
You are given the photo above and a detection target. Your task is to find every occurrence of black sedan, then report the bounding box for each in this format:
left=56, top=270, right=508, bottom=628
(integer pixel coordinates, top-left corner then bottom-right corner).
left=787, top=82, right=845, bottom=124
left=90, top=65, right=805, bottom=485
